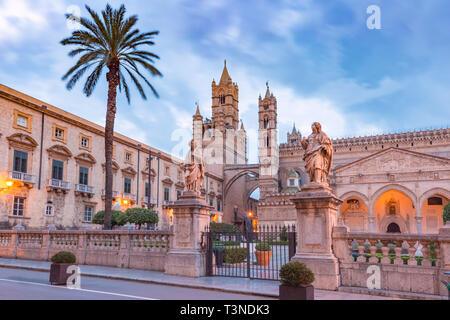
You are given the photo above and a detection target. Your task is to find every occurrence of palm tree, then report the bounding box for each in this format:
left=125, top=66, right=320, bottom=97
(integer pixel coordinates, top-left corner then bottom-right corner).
left=61, top=4, right=162, bottom=229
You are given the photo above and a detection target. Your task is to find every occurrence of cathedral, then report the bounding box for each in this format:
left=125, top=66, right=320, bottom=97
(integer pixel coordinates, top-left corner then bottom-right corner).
left=193, top=62, right=450, bottom=234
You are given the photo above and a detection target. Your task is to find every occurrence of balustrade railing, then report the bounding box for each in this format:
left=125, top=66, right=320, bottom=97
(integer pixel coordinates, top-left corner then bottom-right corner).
left=333, top=229, right=447, bottom=268
left=48, top=179, right=71, bottom=190
left=10, top=171, right=35, bottom=183
left=0, top=230, right=173, bottom=271
left=75, top=184, right=95, bottom=194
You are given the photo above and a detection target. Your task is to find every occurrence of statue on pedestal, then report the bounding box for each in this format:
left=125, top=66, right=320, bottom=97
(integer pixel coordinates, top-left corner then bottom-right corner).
left=185, top=139, right=205, bottom=192
left=301, top=122, right=333, bottom=185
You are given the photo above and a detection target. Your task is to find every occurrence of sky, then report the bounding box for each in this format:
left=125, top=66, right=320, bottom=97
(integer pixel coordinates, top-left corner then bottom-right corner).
left=1, top=0, right=450, bottom=163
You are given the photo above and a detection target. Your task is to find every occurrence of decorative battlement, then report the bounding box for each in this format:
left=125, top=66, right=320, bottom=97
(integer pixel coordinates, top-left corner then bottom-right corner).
left=280, top=127, right=450, bottom=152
left=332, top=128, right=450, bottom=148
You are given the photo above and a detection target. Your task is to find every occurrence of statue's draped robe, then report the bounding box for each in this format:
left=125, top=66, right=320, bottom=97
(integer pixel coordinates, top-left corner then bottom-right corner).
left=186, top=161, right=205, bottom=192
left=303, top=131, right=333, bottom=183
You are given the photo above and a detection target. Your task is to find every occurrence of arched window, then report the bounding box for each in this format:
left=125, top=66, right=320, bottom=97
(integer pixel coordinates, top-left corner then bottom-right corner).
left=387, top=223, right=401, bottom=233
left=428, top=197, right=443, bottom=206
left=263, top=117, right=269, bottom=129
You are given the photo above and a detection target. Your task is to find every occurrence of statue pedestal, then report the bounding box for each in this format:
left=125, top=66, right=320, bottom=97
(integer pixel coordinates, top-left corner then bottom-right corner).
left=164, top=191, right=212, bottom=277
left=290, top=183, right=343, bottom=290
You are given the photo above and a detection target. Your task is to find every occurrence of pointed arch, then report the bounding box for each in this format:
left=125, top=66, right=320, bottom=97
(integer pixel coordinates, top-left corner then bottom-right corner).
left=419, top=188, right=450, bottom=209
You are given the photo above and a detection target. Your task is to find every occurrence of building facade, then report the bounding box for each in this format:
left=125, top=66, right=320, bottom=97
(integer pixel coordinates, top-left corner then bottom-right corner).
left=2, top=61, right=449, bottom=235
left=191, top=63, right=450, bottom=234
left=0, top=84, right=196, bottom=230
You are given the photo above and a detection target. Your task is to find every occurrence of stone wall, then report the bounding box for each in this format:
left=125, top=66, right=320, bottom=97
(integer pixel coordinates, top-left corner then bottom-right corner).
left=332, top=223, right=450, bottom=297
left=0, top=229, right=172, bottom=271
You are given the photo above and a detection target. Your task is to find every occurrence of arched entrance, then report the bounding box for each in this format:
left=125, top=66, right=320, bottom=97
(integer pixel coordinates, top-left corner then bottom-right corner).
left=420, top=189, right=450, bottom=233
left=339, top=195, right=369, bottom=232
left=373, top=189, right=415, bottom=233
left=387, top=222, right=401, bottom=233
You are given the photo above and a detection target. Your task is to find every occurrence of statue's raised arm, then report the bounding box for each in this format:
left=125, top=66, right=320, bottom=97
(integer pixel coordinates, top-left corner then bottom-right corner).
left=301, top=122, right=333, bottom=186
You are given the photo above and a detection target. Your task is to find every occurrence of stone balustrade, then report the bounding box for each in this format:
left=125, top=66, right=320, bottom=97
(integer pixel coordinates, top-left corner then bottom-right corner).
left=0, top=229, right=173, bottom=272
left=332, top=223, right=450, bottom=297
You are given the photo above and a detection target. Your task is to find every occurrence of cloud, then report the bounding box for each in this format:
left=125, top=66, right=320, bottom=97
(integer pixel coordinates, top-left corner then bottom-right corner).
left=0, top=0, right=65, bottom=45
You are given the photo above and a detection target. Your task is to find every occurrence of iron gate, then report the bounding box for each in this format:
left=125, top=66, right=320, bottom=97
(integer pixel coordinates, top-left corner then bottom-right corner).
left=203, top=225, right=296, bottom=281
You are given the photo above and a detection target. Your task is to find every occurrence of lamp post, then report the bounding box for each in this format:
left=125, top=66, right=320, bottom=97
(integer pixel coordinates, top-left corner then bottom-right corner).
left=147, top=151, right=160, bottom=230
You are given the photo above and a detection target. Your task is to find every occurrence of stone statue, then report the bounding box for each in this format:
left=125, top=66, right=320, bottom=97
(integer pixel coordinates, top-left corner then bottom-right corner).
left=301, top=122, right=333, bottom=185
left=185, top=139, right=205, bottom=192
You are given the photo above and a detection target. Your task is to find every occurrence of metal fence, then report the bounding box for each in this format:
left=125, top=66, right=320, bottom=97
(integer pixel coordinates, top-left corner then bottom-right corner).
left=203, top=225, right=296, bottom=281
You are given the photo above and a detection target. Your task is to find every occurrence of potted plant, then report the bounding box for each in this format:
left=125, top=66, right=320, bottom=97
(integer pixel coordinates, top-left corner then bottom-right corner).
left=49, top=251, right=77, bottom=285
left=279, top=261, right=315, bottom=300
left=255, top=242, right=272, bottom=266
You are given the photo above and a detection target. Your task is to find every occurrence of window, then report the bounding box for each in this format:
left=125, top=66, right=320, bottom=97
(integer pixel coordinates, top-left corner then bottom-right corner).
left=209, top=198, right=214, bottom=207
left=428, top=197, right=443, bottom=206
left=79, top=166, right=89, bottom=185
left=177, top=190, right=181, bottom=200
left=289, top=179, right=295, bottom=186
left=164, top=187, right=170, bottom=201
left=124, top=178, right=131, bottom=194
left=52, top=160, right=64, bottom=180
left=79, top=134, right=91, bottom=151
left=13, top=197, right=25, bottom=216
left=165, top=167, right=169, bottom=175
left=217, top=200, right=221, bottom=212
left=17, top=115, right=27, bottom=128
left=84, top=206, right=93, bottom=222
left=13, top=150, right=28, bottom=173
left=45, top=204, right=53, bottom=216
left=55, top=128, right=64, bottom=139
left=13, top=110, right=32, bottom=133
left=125, top=152, right=132, bottom=162
left=52, top=124, right=67, bottom=143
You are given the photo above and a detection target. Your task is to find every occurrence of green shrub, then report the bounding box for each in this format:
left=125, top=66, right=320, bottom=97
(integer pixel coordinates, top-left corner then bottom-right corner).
left=443, top=203, right=450, bottom=224
left=224, top=247, right=246, bottom=264
left=415, top=256, right=424, bottom=265
left=255, top=243, right=272, bottom=251
left=51, top=251, right=76, bottom=264
left=279, top=262, right=315, bottom=287
left=125, top=208, right=159, bottom=228
left=92, top=210, right=128, bottom=227
left=210, top=222, right=240, bottom=233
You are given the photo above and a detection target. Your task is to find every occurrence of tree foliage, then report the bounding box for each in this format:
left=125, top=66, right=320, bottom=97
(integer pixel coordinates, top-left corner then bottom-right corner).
left=93, top=210, right=128, bottom=227
left=444, top=203, right=450, bottom=224
left=125, top=208, right=158, bottom=227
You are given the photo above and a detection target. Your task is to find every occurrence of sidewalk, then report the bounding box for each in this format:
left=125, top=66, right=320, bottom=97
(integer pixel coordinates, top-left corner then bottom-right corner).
left=0, top=257, right=396, bottom=300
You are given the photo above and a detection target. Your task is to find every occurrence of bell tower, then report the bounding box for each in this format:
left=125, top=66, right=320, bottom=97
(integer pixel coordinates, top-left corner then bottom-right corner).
left=258, top=82, right=279, bottom=199
left=211, top=60, right=239, bottom=131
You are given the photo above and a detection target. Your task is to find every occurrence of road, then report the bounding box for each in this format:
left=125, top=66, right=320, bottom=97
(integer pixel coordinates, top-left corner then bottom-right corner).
left=0, top=267, right=274, bottom=300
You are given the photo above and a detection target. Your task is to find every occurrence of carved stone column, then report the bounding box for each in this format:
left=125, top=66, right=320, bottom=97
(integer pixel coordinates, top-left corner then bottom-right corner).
left=368, top=216, right=375, bottom=232
left=291, top=183, right=343, bottom=290
left=164, top=191, right=212, bottom=277
left=415, top=216, right=423, bottom=234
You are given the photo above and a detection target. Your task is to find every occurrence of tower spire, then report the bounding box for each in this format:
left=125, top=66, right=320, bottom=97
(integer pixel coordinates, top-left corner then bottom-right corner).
left=265, top=81, right=271, bottom=99
left=219, top=60, right=232, bottom=85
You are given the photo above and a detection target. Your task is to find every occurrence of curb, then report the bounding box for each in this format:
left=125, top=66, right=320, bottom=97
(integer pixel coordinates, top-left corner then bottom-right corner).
left=0, top=263, right=278, bottom=299
left=338, top=286, right=447, bottom=301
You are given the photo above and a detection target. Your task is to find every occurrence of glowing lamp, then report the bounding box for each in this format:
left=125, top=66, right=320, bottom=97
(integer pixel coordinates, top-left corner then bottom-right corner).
left=123, top=199, right=129, bottom=205
left=5, top=181, right=13, bottom=187
left=248, top=211, right=253, bottom=217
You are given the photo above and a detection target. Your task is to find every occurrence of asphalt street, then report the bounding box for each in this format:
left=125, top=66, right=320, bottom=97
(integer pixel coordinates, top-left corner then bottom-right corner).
left=0, top=267, right=274, bottom=300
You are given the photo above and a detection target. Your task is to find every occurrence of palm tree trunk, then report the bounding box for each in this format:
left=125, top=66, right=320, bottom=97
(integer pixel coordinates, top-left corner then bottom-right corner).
left=104, top=61, right=120, bottom=230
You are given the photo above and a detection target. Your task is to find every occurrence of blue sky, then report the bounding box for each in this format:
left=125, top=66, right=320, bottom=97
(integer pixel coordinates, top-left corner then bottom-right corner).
left=1, top=0, right=449, bottom=163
